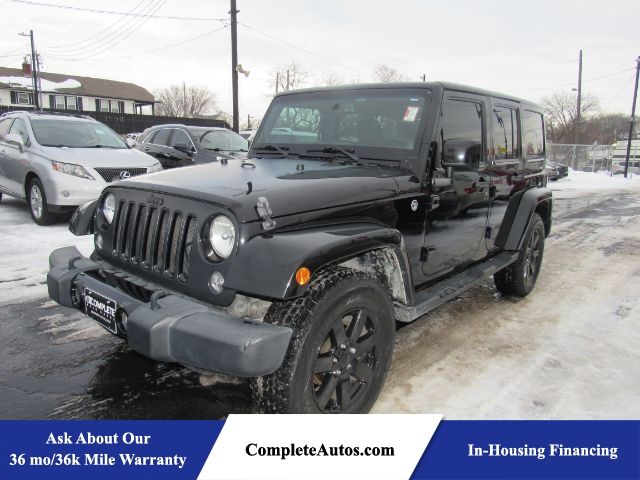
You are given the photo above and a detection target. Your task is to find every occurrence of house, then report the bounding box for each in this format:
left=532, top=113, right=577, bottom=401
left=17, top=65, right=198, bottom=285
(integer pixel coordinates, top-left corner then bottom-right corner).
left=0, top=67, right=155, bottom=115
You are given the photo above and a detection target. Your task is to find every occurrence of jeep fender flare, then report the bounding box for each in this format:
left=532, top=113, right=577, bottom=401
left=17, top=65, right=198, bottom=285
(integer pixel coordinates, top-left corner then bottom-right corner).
left=495, top=187, right=553, bottom=251
left=69, top=199, right=98, bottom=236
left=224, top=223, right=414, bottom=304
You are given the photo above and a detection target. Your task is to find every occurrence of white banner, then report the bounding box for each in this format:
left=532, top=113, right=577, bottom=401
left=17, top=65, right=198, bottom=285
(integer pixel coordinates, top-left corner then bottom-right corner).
left=198, top=414, right=442, bottom=480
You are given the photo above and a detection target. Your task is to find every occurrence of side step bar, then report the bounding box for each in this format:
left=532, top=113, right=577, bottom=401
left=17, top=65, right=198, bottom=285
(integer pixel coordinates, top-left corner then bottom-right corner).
left=394, top=252, right=519, bottom=322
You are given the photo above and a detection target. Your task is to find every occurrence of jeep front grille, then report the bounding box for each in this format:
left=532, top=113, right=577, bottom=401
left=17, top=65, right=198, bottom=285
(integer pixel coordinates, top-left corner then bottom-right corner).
left=95, top=168, right=148, bottom=182
left=112, top=200, right=196, bottom=283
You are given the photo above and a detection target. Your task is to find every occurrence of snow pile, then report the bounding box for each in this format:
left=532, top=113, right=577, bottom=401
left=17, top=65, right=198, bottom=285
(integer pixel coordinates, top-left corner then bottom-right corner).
left=0, top=76, right=81, bottom=91
left=550, top=169, right=640, bottom=193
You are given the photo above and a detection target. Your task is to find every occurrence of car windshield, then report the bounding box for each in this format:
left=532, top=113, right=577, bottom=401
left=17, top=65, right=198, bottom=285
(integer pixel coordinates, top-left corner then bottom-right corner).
left=252, top=88, right=429, bottom=158
left=30, top=119, right=127, bottom=148
left=193, top=129, right=248, bottom=151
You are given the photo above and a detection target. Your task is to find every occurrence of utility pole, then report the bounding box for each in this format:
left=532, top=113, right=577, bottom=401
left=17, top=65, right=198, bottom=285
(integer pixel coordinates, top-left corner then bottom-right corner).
left=571, top=50, right=583, bottom=169
left=286, top=69, right=290, bottom=91
left=247, top=114, right=251, bottom=130
left=420, top=74, right=426, bottom=82
left=623, top=56, right=640, bottom=178
left=275, top=72, right=279, bottom=94
left=230, top=0, right=239, bottom=132
left=19, top=30, right=39, bottom=110
left=573, top=49, right=583, bottom=169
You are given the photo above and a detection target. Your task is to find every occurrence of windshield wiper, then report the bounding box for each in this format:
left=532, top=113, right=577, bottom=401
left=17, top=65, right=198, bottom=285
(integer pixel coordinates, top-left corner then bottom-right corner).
left=306, top=146, right=369, bottom=167
left=254, top=144, right=289, bottom=157
left=80, top=145, right=119, bottom=149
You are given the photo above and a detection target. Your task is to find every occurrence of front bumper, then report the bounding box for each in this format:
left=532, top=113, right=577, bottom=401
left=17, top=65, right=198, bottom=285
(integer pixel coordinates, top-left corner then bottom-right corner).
left=46, top=246, right=292, bottom=377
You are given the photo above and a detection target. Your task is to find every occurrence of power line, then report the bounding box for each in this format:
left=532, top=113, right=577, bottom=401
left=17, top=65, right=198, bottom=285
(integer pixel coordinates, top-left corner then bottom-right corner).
left=512, top=67, right=635, bottom=93
left=54, top=25, right=229, bottom=62
left=43, top=0, right=150, bottom=50
left=2, top=0, right=227, bottom=21
left=42, top=0, right=168, bottom=60
left=41, top=0, right=163, bottom=56
left=238, top=21, right=366, bottom=76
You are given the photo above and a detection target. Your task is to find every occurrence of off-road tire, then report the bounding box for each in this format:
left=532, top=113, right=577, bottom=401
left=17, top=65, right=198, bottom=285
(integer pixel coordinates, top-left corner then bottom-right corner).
left=250, top=266, right=395, bottom=414
left=27, top=177, right=57, bottom=226
left=494, top=213, right=545, bottom=297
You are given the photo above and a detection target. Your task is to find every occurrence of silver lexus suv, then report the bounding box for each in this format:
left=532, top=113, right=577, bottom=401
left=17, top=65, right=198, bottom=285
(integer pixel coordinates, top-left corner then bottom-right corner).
left=0, top=111, right=162, bottom=225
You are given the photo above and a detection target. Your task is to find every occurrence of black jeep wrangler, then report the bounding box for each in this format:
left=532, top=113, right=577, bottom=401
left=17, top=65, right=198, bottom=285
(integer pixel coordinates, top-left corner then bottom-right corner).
left=47, top=82, right=551, bottom=414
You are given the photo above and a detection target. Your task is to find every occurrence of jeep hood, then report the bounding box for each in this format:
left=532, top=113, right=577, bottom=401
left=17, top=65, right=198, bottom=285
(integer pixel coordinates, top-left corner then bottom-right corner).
left=114, top=158, right=409, bottom=222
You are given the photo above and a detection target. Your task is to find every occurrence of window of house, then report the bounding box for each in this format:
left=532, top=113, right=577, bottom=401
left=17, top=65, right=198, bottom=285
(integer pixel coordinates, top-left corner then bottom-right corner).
left=492, top=106, right=519, bottom=160
left=66, top=96, right=77, bottom=110
left=523, top=110, right=544, bottom=159
left=54, top=96, right=66, bottom=110
left=111, top=101, right=120, bottom=113
left=17, top=92, right=32, bottom=105
left=99, top=100, right=110, bottom=113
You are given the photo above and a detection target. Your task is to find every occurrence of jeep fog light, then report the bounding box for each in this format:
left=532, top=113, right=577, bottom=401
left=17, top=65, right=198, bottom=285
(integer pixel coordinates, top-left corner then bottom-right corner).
left=209, top=271, right=225, bottom=294
left=102, top=193, right=116, bottom=224
left=95, top=233, right=103, bottom=250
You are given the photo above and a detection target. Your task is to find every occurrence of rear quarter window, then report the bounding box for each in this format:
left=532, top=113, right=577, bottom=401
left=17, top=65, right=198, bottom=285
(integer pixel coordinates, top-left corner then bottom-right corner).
left=523, top=110, right=545, bottom=159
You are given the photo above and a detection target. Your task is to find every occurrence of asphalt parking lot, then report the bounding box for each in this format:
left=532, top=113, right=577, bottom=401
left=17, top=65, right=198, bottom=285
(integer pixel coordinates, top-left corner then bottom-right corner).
left=0, top=182, right=638, bottom=419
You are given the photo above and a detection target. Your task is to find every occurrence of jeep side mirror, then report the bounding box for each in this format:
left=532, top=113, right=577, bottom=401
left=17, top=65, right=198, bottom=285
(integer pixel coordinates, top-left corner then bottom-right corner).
left=441, top=139, right=482, bottom=169
left=4, top=133, right=25, bottom=153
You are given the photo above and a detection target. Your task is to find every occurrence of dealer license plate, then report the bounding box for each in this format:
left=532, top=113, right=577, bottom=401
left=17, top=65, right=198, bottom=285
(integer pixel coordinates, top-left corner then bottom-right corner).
left=84, top=288, right=118, bottom=334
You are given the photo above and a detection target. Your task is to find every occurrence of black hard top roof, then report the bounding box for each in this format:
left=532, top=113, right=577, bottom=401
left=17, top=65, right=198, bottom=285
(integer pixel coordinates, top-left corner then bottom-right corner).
left=275, top=81, right=540, bottom=109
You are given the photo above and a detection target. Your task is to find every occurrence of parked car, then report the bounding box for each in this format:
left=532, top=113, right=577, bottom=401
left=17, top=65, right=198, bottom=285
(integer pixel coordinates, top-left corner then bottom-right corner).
left=611, top=159, right=640, bottom=175
left=0, top=111, right=162, bottom=225
left=48, top=82, right=551, bottom=413
left=545, top=160, right=569, bottom=181
left=135, top=124, right=248, bottom=169
left=124, top=132, right=141, bottom=146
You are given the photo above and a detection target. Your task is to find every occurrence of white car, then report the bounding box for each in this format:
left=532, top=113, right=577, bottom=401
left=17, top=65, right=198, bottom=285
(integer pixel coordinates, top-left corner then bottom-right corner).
left=0, top=112, right=162, bottom=225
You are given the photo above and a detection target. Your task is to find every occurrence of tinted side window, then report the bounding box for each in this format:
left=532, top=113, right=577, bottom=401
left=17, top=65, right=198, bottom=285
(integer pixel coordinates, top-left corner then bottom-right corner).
left=0, top=118, right=13, bottom=137
left=170, top=129, right=191, bottom=147
left=152, top=129, right=171, bottom=146
left=492, top=106, right=519, bottom=160
left=440, top=98, right=483, bottom=164
left=9, top=118, right=29, bottom=144
left=523, top=111, right=544, bottom=159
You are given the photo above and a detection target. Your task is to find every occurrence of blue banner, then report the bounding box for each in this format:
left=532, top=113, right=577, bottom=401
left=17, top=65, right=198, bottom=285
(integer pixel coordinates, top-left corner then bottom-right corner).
left=0, top=419, right=638, bottom=479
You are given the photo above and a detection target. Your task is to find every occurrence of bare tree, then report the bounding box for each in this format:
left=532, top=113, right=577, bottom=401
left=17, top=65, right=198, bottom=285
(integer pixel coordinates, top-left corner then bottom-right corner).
left=269, top=62, right=310, bottom=94
left=320, top=72, right=346, bottom=86
left=541, top=91, right=599, bottom=144
left=154, top=83, right=217, bottom=118
left=373, top=64, right=407, bottom=83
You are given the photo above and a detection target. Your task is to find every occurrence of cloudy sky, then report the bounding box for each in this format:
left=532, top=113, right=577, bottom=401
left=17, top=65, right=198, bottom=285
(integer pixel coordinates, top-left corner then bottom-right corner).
left=1, top=0, right=638, bottom=121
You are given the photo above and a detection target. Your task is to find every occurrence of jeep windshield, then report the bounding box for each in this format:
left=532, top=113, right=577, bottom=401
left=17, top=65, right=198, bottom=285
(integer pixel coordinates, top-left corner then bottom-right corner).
left=30, top=119, right=128, bottom=149
left=252, top=88, right=430, bottom=161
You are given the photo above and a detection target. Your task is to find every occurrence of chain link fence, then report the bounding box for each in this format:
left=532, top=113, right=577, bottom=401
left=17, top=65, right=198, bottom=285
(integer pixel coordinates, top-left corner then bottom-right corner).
left=546, top=144, right=617, bottom=172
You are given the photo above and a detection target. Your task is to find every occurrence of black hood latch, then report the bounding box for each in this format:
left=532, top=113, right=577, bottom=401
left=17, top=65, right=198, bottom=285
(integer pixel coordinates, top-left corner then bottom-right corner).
left=256, top=196, right=276, bottom=232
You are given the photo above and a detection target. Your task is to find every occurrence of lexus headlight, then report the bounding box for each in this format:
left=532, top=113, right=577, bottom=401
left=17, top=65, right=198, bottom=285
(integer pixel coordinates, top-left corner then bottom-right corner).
left=208, top=215, right=235, bottom=259
left=148, top=163, right=163, bottom=173
left=52, top=161, right=94, bottom=180
left=102, top=193, right=116, bottom=224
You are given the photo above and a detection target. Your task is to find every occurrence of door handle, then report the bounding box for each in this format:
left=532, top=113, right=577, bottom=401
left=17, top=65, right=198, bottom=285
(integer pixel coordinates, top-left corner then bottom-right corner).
left=144, top=147, right=150, bottom=151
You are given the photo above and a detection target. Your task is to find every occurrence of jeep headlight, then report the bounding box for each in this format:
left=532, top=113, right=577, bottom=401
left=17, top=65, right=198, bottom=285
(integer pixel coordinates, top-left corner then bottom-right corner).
left=208, top=215, right=235, bottom=259
left=102, top=193, right=116, bottom=224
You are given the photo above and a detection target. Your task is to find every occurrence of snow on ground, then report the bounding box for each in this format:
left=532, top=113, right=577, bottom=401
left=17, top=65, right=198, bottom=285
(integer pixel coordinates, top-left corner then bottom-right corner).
left=549, top=169, right=640, bottom=198
left=0, top=198, right=92, bottom=304
left=374, top=174, right=640, bottom=418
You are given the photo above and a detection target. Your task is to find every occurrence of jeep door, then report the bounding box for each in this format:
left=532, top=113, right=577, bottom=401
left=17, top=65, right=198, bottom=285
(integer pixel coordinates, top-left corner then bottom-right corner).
left=422, top=92, right=491, bottom=278
left=484, top=100, right=523, bottom=250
